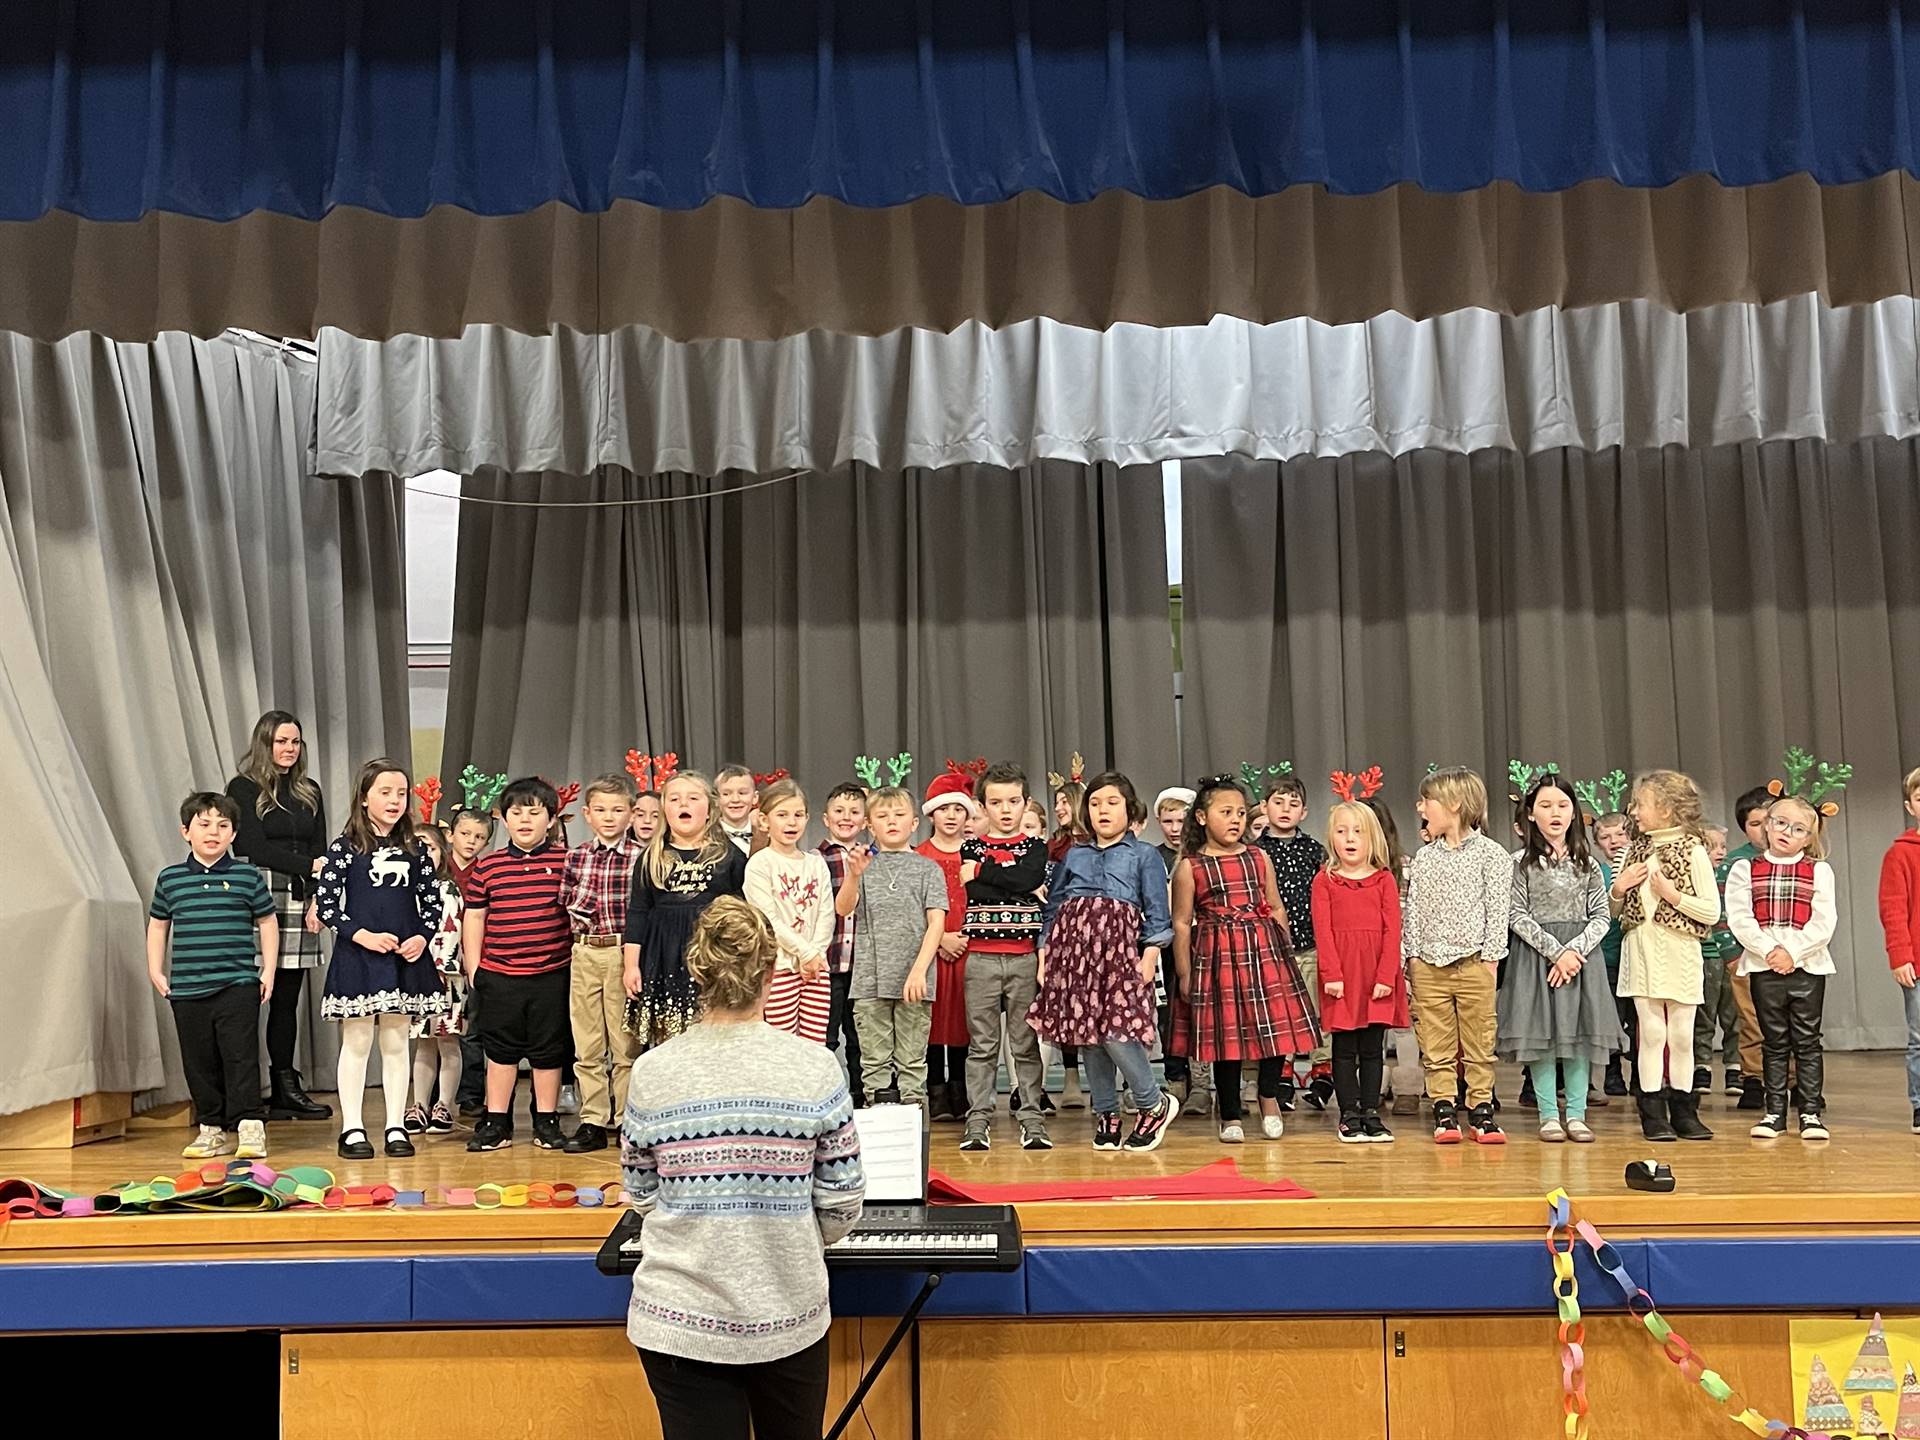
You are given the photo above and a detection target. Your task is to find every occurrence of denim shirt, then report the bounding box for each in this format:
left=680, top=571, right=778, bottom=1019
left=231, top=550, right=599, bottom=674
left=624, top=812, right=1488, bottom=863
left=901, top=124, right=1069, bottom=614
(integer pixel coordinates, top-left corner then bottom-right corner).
left=1039, top=834, right=1175, bottom=950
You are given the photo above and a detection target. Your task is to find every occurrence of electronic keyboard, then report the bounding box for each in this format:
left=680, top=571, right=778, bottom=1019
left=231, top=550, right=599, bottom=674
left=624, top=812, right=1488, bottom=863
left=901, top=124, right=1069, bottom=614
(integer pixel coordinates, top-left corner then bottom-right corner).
left=595, top=1202, right=1022, bottom=1276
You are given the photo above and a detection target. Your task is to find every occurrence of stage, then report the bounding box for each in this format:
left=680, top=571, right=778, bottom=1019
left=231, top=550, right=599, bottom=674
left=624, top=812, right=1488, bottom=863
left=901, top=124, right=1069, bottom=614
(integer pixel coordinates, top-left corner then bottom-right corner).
left=4, top=1053, right=1918, bottom=1438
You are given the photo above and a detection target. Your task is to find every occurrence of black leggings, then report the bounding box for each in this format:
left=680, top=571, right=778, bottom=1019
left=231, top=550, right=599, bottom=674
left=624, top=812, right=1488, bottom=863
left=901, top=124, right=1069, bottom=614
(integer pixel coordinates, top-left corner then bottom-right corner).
left=926, top=1043, right=967, bottom=1088
left=1213, top=1057, right=1285, bottom=1122
left=640, top=1333, right=829, bottom=1440
left=1331, top=1024, right=1387, bottom=1116
left=264, top=969, right=304, bottom=1072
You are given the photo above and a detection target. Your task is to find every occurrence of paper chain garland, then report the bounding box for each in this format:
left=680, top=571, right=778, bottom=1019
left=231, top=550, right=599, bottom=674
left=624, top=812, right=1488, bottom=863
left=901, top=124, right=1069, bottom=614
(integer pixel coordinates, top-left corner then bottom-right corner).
left=1546, top=1188, right=1820, bottom=1440
left=1, top=1161, right=625, bottom=1220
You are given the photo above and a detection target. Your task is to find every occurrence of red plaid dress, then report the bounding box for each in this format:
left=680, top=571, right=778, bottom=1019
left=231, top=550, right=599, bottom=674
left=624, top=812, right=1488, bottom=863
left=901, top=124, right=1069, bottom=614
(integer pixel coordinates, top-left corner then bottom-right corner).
left=1177, top=849, right=1320, bottom=1062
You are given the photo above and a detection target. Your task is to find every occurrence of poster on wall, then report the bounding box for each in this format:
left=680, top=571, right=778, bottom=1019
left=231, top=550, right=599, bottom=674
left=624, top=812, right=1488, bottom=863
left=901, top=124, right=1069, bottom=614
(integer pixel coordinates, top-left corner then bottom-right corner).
left=1790, top=1314, right=1920, bottom=1436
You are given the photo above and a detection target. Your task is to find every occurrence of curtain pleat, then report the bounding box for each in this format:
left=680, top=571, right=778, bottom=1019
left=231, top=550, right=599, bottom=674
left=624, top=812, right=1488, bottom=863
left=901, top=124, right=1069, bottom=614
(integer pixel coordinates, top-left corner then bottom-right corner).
left=5, top=174, right=1917, bottom=343
left=1178, top=440, right=1920, bottom=1049
left=0, top=331, right=409, bottom=1111
left=441, top=463, right=1175, bottom=811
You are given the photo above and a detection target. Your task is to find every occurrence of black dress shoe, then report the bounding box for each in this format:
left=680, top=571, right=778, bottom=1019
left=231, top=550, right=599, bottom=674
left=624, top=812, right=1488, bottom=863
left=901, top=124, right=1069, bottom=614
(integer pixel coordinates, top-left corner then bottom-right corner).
left=383, top=1128, right=416, bottom=1158
left=337, top=1128, right=375, bottom=1160
left=564, top=1122, right=608, bottom=1153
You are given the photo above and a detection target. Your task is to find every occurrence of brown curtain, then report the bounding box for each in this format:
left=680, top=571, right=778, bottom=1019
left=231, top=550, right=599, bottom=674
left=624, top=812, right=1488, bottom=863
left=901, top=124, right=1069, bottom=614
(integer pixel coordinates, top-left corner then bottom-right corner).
left=441, top=463, right=1175, bottom=811
left=4, top=172, right=1914, bottom=342
left=1178, top=440, right=1920, bottom=1048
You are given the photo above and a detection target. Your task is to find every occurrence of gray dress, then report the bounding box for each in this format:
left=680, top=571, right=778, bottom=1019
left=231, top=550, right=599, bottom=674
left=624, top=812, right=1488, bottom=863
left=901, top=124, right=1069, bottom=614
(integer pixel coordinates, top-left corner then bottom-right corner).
left=1496, top=853, right=1624, bottom=1066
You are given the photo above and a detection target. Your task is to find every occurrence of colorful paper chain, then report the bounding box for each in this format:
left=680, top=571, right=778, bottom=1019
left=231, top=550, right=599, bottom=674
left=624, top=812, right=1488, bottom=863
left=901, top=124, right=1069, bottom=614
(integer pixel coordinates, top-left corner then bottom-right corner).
left=2, top=1162, right=623, bottom=1220
left=1547, top=1188, right=1840, bottom=1440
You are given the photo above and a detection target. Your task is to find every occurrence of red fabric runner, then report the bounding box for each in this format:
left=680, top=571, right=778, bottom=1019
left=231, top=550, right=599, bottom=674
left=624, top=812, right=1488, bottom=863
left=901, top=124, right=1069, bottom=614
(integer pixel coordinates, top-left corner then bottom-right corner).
left=928, top=1157, right=1313, bottom=1203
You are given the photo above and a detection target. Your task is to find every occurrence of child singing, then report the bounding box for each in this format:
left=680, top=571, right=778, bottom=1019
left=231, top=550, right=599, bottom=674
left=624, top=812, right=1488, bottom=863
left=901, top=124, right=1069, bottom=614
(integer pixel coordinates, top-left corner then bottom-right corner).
left=1030, top=771, right=1179, bottom=1151
left=744, top=779, right=835, bottom=1044
left=1312, top=797, right=1407, bottom=1143
left=1497, top=774, right=1618, bottom=1144
left=562, top=774, right=642, bottom=1152
left=1172, top=775, right=1318, bottom=1144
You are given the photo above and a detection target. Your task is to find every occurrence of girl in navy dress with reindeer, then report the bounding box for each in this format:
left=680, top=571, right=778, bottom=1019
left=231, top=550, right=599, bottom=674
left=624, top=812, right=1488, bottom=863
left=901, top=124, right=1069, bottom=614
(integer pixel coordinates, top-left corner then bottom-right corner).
left=315, top=758, right=448, bottom=1160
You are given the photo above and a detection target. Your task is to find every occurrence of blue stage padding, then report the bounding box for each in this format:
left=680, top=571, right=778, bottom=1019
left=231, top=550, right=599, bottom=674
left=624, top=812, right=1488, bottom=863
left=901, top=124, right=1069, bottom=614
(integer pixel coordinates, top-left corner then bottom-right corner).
left=410, top=1254, right=1027, bottom=1326
left=1024, top=1241, right=1644, bottom=1316
left=1643, top=1238, right=1920, bottom=1311
left=0, top=1257, right=412, bottom=1333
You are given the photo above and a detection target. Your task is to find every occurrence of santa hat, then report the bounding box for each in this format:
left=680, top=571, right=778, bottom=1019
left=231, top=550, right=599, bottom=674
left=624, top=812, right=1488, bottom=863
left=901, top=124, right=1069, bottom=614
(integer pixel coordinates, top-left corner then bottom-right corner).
left=923, top=771, right=981, bottom=819
left=1154, top=786, right=1197, bottom=812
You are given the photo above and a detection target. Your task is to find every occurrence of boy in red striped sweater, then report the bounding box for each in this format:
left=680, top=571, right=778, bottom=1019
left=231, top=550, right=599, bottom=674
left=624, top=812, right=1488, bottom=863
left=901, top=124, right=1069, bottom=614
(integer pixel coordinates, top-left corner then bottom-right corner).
left=463, top=776, right=573, bottom=1153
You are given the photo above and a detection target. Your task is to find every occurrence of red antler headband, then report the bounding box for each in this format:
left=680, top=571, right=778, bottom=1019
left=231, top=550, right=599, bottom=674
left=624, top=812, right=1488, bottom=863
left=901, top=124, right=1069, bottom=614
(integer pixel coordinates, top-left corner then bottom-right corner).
left=943, top=756, right=988, bottom=783
left=626, top=750, right=681, bottom=790
left=753, top=768, right=791, bottom=787
left=1329, top=765, right=1385, bottom=802
left=412, top=776, right=443, bottom=824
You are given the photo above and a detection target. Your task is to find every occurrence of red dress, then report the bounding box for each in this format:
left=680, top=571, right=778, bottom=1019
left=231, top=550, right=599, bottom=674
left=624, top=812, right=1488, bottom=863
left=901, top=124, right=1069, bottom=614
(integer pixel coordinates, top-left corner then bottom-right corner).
left=1178, top=849, right=1319, bottom=1062
left=917, top=839, right=971, bottom=1047
left=1310, top=868, right=1410, bottom=1031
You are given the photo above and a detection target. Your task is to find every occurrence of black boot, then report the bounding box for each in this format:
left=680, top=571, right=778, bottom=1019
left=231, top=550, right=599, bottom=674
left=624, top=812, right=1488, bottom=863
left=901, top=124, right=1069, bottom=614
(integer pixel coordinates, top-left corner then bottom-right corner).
left=1636, top=1084, right=1677, bottom=1141
left=267, top=1068, right=332, bottom=1121
left=1667, top=1087, right=1714, bottom=1140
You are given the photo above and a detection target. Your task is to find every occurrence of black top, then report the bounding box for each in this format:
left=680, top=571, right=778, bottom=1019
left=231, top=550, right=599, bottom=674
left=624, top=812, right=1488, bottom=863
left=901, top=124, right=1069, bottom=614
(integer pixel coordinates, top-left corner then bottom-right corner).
left=225, top=772, right=329, bottom=901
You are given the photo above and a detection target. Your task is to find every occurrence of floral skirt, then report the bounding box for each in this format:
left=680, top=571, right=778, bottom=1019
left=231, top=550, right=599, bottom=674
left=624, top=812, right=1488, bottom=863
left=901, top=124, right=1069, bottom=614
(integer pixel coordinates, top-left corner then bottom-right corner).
left=1026, top=897, right=1157, bottom=1048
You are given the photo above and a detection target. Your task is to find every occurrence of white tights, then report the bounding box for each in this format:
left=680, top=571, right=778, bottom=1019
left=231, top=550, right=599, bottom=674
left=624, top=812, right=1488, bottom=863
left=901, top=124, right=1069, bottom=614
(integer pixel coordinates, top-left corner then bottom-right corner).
left=411, top=1036, right=464, bottom=1110
left=1633, top=997, right=1697, bottom=1091
left=336, top=1014, right=411, bottom=1137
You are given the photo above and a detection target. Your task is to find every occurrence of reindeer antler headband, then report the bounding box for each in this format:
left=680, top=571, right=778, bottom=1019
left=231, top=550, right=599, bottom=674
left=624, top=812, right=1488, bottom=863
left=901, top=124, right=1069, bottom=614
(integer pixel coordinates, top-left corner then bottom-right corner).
left=457, top=765, right=509, bottom=814
left=1330, top=765, right=1385, bottom=803
left=1769, top=745, right=1851, bottom=817
left=1046, top=751, right=1086, bottom=793
left=854, top=751, right=913, bottom=789
left=625, top=749, right=680, bottom=792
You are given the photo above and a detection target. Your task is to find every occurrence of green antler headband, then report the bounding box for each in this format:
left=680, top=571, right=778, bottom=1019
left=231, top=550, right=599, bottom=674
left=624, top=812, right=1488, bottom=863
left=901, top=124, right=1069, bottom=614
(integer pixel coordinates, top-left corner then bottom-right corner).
left=458, top=765, right=508, bottom=813
left=854, top=751, right=914, bottom=789
left=1769, top=745, right=1852, bottom=816
left=1238, top=760, right=1293, bottom=795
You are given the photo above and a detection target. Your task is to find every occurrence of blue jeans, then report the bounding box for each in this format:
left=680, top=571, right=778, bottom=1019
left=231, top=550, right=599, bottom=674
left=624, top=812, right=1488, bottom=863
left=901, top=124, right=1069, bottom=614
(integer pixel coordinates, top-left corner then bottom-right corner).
left=1082, top=1039, right=1162, bottom=1117
left=1904, top=981, right=1920, bottom=1111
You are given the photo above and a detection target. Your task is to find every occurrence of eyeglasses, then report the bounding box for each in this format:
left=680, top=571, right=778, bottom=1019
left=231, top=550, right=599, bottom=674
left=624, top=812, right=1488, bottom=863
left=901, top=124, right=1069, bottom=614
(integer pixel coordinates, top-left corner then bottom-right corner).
left=1767, top=817, right=1813, bottom=838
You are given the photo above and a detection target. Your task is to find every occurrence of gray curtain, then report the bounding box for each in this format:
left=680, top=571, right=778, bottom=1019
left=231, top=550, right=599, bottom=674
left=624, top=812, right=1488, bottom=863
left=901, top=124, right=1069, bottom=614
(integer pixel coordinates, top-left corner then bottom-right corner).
left=1179, top=439, right=1920, bottom=1048
left=443, top=462, right=1174, bottom=807
left=0, top=331, right=410, bottom=1113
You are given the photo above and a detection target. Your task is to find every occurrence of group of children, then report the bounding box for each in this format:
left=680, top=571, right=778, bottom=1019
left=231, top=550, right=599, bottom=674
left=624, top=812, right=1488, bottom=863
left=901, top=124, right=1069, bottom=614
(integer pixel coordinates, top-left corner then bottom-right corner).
left=146, top=746, right=1920, bottom=1162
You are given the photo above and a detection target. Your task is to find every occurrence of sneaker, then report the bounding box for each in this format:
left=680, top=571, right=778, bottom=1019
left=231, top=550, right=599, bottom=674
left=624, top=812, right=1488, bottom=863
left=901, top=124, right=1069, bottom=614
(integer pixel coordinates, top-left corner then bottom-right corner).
left=557, top=1084, right=581, bottom=1116
left=427, top=1102, right=456, bottom=1134
left=402, top=1104, right=428, bottom=1135
left=1749, top=1112, right=1788, bottom=1140
left=531, top=1112, right=566, bottom=1150
left=1432, top=1101, right=1462, bottom=1145
left=1304, top=1075, right=1334, bottom=1112
left=563, top=1121, right=609, bottom=1154
left=1539, top=1117, right=1567, bottom=1143
left=1218, top=1121, right=1245, bottom=1144
left=1260, top=1112, right=1284, bottom=1140
left=466, top=1114, right=512, bottom=1152
left=1799, top=1111, right=1830, bottom=1142
left=1469, top=1105, right=1505, bottom=1145
left=1736, top=1077, right=1766, bottom=1110
left=1038, top=1092, right=1057, bottom=1115
left=1691, top=1067, right=1712, bottom=1095
left=1565, top=1118, right=1596, bottom=1144
left=1337, top=1113, right=1367, bottom=1143
left=337, top=1127, right=375, bottom=1160
left=1361, top=1112, right=1394, bottom=1143
left=1092, top=1113, right=1124, bottom=1150
left=383, top=1127, right=415, bottom=1158
left=1019, top=1121, right=1053, bottom=1151
left=182, top=1124, right=234, bottom=1159
left=1123, top=1094, right=1180, bottom=1151
left=1274, top=1080, right=1297, bottom=1112
left=1912, top=1107, right=1920, bottom=1136
left=960, top=1123, right=991, bottom=1152
left=235, top=1119, right=268, bottom=1159
left=1724, top=1068, right=1743, bottom=1097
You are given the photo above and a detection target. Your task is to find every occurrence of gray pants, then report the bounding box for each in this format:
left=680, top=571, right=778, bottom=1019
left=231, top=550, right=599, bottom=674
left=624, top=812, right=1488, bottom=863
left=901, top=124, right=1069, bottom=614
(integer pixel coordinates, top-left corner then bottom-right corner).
left=1693, top=954, right=1740, bottom=1068
left=964, top=949, right=1047, bottom=1128
left=853, top=998, right=932, bottom=1102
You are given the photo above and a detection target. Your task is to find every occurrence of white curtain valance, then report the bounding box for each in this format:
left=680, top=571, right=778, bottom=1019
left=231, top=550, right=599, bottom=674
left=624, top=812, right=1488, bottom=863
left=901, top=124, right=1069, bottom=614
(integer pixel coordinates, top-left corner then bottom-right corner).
left=313, top=294, right=1920, bottom=479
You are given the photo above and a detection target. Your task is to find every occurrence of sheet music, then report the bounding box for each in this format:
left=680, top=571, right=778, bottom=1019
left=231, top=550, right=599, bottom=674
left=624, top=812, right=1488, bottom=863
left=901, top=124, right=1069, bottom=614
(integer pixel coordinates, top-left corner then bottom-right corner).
left=852, top=1105, right=926, bottom=1203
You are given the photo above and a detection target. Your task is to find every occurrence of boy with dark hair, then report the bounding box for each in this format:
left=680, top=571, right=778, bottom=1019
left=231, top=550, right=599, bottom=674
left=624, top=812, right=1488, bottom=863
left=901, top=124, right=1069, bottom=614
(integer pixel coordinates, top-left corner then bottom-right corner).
left=957, top=762, right=1052, bottom=1151
left=817, top=780, right=869, bottom=1102
left=1255, top=774, right=1331, bottom=1109
left=463, top=776, right=572, bottom=1152
left=561, top=773, right=640, bottom=1152
left=1726, top=785, right=1777, bottom=1109
left=148, top=792, right=279, bottom=1160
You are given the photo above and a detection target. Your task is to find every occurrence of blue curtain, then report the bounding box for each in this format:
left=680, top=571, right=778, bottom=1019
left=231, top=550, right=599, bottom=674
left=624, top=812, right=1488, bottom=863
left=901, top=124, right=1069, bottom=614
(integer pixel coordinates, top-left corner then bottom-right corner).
left=4, top=0, right=1916, bottom=221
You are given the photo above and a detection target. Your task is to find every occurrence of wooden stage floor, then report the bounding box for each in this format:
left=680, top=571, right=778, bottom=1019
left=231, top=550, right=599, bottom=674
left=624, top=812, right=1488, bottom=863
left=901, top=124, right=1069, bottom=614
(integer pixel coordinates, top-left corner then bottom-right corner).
left=4, top=1052, right=1918, bottom=1259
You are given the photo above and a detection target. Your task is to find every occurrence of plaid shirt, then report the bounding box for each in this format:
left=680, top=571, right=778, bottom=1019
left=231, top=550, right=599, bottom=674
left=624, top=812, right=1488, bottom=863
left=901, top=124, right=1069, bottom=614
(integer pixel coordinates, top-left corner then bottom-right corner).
left=562, top=835, right=641, bottom=937
left=818, top=839, right=859, bottom=974
left=1749, top=855, right=1816, bottom=930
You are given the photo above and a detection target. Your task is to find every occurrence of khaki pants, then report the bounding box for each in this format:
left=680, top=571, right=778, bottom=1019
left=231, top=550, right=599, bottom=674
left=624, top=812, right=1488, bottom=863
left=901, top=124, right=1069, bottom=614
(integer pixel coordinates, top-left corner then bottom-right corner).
left=571, top=940, right=640, bottom=1127
left=853, top=998, right=933, bottom=1102
left=1292, top=947, right=1332, bottom=1067
left=1410, top=956, right=1497, bottom=1109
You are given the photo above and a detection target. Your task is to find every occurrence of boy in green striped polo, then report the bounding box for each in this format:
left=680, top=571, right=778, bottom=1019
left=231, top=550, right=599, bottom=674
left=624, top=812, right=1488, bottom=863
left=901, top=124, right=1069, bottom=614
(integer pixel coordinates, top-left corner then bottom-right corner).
left=147, top=792, right=280, bottom=1160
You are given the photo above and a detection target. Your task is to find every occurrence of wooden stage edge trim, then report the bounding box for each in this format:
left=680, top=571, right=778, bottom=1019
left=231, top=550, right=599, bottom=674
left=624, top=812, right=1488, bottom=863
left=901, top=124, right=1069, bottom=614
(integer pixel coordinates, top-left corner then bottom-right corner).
left=5, top=1190, right=1920, bottom=1259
